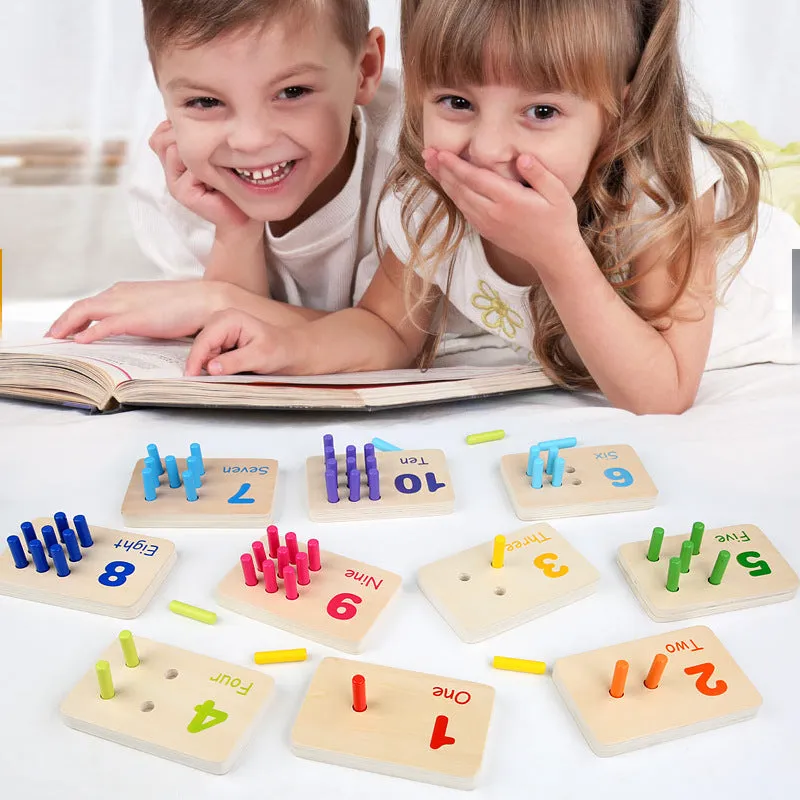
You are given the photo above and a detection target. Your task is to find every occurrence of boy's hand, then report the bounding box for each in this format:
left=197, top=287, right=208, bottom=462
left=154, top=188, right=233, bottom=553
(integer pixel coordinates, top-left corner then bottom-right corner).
left=47, top=280, right=227, bottom=343
left=184, top=309, right=295, bottom=377
left=424, top=149, right=587, bottom=276
left=149, top=121, right=253, bottom=230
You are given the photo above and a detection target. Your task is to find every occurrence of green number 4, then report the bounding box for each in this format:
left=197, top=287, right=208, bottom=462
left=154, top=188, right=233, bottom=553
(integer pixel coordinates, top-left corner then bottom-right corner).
left=187, top=700, right=228, bottom=733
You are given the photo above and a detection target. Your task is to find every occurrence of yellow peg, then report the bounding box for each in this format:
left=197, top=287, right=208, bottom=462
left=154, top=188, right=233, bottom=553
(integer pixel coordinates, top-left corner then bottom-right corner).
left=491, top=535, right=506, bottom=569
left=492, top=656, right=547, bottom=675
left=254, top=648, right=307, bottom=665
left=119, top=630, right=140, bottom=668
left=96, top=660, right=115, bottom=699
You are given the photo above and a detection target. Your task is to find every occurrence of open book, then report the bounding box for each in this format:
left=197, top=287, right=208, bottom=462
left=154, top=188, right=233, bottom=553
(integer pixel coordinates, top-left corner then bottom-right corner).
left=0, top=335, right=553, bottom=412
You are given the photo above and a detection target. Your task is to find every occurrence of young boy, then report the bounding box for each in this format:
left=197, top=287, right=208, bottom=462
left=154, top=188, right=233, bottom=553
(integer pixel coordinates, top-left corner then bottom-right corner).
left=48, top=0, right=398, bottom=342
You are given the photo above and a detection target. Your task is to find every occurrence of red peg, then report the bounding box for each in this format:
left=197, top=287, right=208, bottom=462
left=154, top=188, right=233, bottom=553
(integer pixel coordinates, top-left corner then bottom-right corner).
left=240, top=554, right=258, bottom=587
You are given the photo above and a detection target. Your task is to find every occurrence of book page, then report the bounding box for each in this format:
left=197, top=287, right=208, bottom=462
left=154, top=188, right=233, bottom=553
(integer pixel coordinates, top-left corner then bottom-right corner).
left=0, top=333, right=541, bottom=387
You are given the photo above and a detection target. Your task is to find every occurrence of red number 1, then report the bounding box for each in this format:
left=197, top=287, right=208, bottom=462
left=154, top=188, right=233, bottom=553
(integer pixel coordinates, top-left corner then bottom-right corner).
left=429, top=715, right=456, bottom=750
left=684, top=662, right=728, bottom=696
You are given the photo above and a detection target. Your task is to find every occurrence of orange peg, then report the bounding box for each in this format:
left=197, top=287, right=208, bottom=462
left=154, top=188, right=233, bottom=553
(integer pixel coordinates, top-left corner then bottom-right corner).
left=644, top=654, right=668, bottom=690
left=609, top=659, right=629, bottom=698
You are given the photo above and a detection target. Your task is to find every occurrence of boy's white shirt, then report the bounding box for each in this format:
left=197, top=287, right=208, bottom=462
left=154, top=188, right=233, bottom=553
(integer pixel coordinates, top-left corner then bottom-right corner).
left=378, top=137, right=798, bottom=370
left=126, top=69, right=402, bottom=312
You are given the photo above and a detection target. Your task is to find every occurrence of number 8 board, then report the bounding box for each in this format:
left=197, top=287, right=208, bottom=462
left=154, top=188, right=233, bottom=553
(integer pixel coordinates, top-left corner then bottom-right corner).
left=0, top=517, right=175, bottom=618
left=215, top=537, right=402, bottom=653
left=552, top=625, right=762, bottom=756
left=501, top=444, right=657, bottom=520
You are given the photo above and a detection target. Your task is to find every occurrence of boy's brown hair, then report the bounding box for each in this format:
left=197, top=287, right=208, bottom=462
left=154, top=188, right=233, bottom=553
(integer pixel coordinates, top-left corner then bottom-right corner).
left=143, top=0, right=370, bottom=65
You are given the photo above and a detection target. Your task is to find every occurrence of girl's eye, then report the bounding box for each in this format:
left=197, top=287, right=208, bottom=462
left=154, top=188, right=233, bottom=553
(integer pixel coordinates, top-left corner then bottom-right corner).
left=185, top=97, right=221, bottom=110
left=278, top=86, right=311, bottom=100
left=526, top=105, right=559, bottom=121
left=438, top=95, right=473, bottom=112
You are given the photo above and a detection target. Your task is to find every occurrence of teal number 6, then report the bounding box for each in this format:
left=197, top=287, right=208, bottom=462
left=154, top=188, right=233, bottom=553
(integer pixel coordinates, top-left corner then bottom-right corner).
left=604, top=467, right=634, bottom=487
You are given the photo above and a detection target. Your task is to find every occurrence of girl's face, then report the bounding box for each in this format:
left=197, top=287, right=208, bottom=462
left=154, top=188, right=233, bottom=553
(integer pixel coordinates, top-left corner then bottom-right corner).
left=422, top=83, right=605, bottom=196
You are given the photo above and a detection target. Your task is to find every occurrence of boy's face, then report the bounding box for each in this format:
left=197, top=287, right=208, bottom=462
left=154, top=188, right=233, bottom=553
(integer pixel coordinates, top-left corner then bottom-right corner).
left=422, top=83, right=605, bottom=198
left=157, top=19, right=369, bottom=224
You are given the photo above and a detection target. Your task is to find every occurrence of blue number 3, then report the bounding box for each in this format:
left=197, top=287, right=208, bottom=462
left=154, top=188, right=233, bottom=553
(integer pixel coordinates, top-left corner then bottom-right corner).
left=604, top=467, right=634, bottom=487
left=99, top=561, right=136, bottom=587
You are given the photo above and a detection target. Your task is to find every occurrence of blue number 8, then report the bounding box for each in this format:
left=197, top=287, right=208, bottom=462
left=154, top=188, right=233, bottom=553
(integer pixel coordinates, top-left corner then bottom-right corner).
left=604, top=467, right=634, bottom=487
left=99, top=560, right=136, bottom=587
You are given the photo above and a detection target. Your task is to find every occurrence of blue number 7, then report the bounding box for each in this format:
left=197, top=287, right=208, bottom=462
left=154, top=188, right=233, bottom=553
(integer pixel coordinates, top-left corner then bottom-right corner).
left=228, top=483, right=255, bottom=504
left=604, top=467, right=634, bottom=487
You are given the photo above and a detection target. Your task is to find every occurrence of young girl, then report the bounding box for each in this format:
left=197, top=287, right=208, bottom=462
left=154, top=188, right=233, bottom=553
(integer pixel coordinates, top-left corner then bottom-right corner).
left=185, top=0, right=793, bottom=414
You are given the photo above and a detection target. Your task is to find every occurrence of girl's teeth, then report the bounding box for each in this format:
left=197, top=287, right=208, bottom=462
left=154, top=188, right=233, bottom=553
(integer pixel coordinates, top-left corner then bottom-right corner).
left=234, top=161, right=294, bottom=186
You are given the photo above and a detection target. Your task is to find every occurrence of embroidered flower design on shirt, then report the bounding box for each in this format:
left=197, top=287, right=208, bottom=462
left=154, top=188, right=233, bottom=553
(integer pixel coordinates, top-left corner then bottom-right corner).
left=470, top=280, right=525, bottom=339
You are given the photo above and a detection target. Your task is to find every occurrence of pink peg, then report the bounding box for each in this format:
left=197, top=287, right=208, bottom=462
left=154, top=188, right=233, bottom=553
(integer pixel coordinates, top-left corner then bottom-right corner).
left=240, top=554, right=258, bottom=587
left=252, top=541, right=266, bottom=572
left=296, top=552, right=310, bottom=586
left=308, top=539, right=321, bottom=572
left=277, top=546, right=290, bottom=579
left=285, top=532, right=298, bottom=564
left=266, top=525, right=280, bottom=558
left=283, top=565, right=298, bottom=600
left=263, top=559, right=278, bottom=593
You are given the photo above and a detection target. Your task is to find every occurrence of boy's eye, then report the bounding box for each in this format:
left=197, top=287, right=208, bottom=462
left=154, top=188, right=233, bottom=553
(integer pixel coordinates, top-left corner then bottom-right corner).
left=185, top=97, right=221, bottom=110
left=526, top=105, right=559, bottom=121
left=438, top=95, right=473, bottom=112
left=277, top=86, right=311, bottom=100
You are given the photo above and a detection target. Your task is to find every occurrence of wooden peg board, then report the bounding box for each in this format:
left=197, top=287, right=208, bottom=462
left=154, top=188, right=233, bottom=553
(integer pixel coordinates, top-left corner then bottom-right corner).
left=61, top=635, right=274, bottom=774
left=216, top=537, right=401, bottom=653
left=417, top=524, right=600, bottom=643
left=0, top=517, right=176, bottom=618
left=552, top=625, right=762, bottom=756
left=122, top=457, right=278, bottom=528
left=306, top=448, right=454, bottom=522
left=501, top=444, right=657, bottom=520
left=291, top=657, right=495, bottom=790
left=618, top=524, right=799, bottom=622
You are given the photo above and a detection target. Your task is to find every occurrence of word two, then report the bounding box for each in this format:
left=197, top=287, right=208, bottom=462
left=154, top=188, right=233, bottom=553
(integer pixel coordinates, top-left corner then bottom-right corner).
left=291, top=657, right=495, bottom=790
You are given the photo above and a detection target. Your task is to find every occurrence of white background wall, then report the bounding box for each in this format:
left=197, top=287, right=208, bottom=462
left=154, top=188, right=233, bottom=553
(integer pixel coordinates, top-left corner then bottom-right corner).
left=1, top=0, right=798, bottom=144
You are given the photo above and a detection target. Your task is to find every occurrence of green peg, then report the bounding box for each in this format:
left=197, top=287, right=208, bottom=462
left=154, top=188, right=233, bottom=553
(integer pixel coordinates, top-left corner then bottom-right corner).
left=646, top=527, right=665, bottom=562
left=709, top=550, right=731, bottom=585
left=679, top=540, right=694, bottom=573
left=666, top=556, right=681, bottom=592
left=690, top=522, right=705, bottom=556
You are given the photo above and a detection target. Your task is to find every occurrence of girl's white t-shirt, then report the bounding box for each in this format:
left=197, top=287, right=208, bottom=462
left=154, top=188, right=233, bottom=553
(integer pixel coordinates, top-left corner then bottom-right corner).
left=378, top=137, right=797, bottom=369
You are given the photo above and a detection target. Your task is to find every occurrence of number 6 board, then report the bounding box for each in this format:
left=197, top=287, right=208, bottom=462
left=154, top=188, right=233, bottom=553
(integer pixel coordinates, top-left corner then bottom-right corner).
left=417, top=524, right=599, bottom=642
left=552, top=625, right=762, bottom=756
left=0, top=517, right=175, bottom=618
left=291, top=657, right=495, bottom=790
left=501, top=444, right=657, bottom=520
left=306, top=448, right=454, bottom=522
left=215, top=539, right=402, bottom=653
left=61, top=634, right=274, bottom=774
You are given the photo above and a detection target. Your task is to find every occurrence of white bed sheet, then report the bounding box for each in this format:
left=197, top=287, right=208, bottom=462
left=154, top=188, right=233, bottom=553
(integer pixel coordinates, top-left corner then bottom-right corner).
left=1, top=311, right=799, bottom=800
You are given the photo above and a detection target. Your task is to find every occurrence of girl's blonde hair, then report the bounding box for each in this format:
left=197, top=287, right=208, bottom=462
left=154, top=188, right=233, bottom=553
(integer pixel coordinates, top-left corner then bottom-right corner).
left=388, top=0, right=760, bottom=387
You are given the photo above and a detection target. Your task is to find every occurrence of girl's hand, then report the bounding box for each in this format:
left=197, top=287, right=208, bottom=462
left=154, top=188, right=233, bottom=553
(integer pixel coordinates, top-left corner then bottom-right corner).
left=47, top=280, right=227, bottom=342
left=149, top=121, right=253, bottom=231
left=424, top=149, right=586, bottom=276
left=184, top=309, right=294, bottom=376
